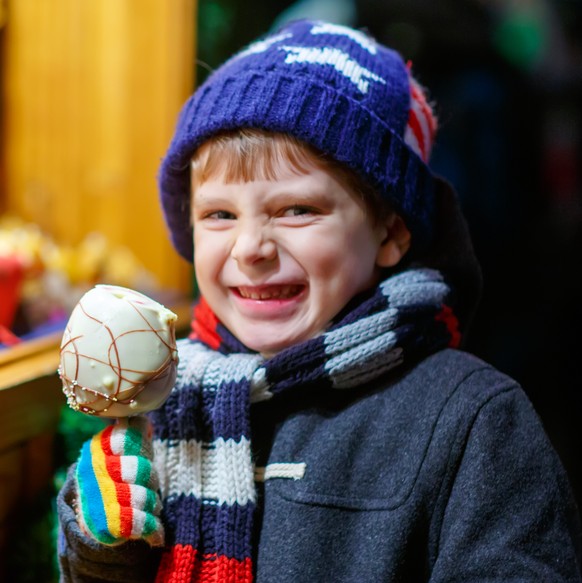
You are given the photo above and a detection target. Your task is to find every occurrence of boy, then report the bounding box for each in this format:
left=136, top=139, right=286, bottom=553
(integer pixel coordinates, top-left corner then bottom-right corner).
left=57, top=19, right=582, bottom=582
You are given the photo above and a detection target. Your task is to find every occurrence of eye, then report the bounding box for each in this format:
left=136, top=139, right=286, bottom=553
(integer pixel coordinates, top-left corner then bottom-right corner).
left=204, top=210, right=236, bottom=220
left=281, top=205, right=317, bottom=217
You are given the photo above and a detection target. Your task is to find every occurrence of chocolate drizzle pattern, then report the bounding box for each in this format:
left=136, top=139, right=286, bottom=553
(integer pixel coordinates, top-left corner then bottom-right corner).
left=58, top=286, right=178, bottom=416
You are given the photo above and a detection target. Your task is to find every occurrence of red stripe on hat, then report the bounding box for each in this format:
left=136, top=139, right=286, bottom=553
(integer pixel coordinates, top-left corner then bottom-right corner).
left=155, top=545, right=253, bottom=583
left=101, top=425, right=134, bottom=538
left=411, top=83, right=437, bottom=138
left=407, top=109, right=426, bottom=162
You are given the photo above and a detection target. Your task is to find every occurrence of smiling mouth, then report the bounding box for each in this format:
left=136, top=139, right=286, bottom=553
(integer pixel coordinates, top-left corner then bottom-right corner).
left=235, top=285, right=304, bottom=300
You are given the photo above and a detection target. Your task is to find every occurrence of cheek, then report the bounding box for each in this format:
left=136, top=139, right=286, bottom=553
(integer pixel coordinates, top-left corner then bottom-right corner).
left=287, top=229, right=344, bottom=268
left=193, top=234, right=223, bottom=285
left=311, top=230, right=379, bottom=292
left=292, top=245, right=338, bottom=285
left=303, top=228, right=373, bottom=276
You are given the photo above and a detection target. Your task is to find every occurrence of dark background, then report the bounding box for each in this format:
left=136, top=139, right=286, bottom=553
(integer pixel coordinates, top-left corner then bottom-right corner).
left=197, top=0, right=582, bottom=518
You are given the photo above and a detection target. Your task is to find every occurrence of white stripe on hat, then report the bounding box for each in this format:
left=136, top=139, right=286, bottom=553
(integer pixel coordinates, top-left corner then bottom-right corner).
left=279, top=45, right=386, bottom=94
left=310, top=22, right=378, bottom=54
left=236, top=32, right=293, bottom=59
left=404, top=77, right=437, bottom=163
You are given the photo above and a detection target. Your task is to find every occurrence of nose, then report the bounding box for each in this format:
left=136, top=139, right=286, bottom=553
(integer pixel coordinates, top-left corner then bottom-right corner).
left=231, top=222, right=277, bottom=265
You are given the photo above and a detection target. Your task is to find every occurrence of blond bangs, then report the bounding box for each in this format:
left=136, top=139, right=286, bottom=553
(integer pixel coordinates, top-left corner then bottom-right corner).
left=191, top=129, right=321, bottom=187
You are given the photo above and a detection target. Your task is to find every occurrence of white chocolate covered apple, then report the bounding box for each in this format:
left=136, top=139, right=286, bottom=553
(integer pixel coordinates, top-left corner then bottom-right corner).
left=58, top=285, right=178, bottom=417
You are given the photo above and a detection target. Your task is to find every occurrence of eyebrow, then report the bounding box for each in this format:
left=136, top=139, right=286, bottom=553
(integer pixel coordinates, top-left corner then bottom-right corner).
left=264, top=176, right=337, bottom=201
left=191, top=172, right=339, bottom=207
left=191, top=192, right=234, bottom=207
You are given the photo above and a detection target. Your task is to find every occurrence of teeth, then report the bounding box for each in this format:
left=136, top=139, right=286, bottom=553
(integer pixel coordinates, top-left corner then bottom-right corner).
left=238, top=285, right=301, bottom=300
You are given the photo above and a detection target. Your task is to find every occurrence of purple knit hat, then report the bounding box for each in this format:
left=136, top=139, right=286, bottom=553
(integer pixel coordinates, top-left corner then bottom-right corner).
left=159, top=19, right=437, bottom=263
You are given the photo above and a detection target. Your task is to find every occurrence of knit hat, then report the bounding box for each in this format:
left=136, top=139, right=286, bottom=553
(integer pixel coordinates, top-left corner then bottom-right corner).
left=159, top=19, right=438, bottom=263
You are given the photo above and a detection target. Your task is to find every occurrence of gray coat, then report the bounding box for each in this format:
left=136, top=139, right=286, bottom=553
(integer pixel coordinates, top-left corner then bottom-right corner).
left=58, top=348, right=582, bottom=582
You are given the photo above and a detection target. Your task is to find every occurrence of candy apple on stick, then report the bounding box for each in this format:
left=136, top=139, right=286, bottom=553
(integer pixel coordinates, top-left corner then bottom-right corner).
left=58, top=285, right=178, bottom=418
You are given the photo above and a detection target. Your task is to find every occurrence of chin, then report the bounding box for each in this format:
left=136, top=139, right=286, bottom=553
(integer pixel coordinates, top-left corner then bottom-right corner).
left=237, top=332, right=293, bottom=356
left=243, top=330, right=322, bottom=357
left=253, top=342, right=290, bottom=358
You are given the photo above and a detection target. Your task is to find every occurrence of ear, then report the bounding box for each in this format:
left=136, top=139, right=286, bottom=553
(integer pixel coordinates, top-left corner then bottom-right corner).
left=376, top=213, right=411, bottom=268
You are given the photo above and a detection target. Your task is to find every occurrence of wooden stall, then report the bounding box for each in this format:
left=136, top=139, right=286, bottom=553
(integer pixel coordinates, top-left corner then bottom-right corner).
left=0, top=0, right=196, bottom=573
left=1, top=0, right=195, bottom=291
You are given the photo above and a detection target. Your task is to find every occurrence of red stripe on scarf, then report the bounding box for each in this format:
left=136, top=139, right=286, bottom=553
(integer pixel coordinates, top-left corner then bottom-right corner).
left=189, top=297, right=222, bottom=350
left=435, top=304, right=461, bottom=348
left=101, top=425, right=134, bottom=538
left=156, top=545, right=253, bottom=583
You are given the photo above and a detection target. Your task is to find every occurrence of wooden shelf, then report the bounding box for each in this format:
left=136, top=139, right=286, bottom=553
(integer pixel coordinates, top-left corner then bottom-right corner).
left=0, top=332, right=63, bottom=559
left=0, top=331, right=61, bottom=391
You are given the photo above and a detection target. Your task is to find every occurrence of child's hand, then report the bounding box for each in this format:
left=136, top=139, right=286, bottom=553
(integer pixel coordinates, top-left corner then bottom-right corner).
left=74, top=416, right=164, bottom=547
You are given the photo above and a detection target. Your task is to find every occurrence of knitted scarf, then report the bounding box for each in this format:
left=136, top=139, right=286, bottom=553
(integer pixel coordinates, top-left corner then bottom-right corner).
left=149, top=267, right=461, bottom=583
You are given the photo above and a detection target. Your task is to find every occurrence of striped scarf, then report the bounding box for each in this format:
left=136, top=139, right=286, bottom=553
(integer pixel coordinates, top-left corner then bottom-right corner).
left=149, top=267, right=460, bottom=582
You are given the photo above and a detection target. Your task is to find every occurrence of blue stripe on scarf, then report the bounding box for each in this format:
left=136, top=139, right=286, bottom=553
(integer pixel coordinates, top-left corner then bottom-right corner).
left=163, top=493, right=255, bottom=560
left=265, top=335, right=330, bottom=393
left=211, top=379, right=252, bottom=440
left=151, top=378, right=252, bottom=442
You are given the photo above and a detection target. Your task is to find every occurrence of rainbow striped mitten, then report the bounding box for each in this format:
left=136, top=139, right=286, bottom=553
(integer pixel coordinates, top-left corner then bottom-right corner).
left=75, top=416, right=164, bottom=547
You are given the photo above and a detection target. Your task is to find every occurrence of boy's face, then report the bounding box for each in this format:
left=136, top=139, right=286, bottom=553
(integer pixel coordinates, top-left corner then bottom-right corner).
left=192, top=161, right=390, bottom=356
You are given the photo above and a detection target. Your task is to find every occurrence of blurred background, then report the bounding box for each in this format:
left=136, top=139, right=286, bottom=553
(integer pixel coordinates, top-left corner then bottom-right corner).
left=0, top=0, right=581, bottom=580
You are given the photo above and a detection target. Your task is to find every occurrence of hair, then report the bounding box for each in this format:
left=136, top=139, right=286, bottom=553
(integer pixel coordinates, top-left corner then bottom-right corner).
left=190, top=128, right=392, bottom=221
